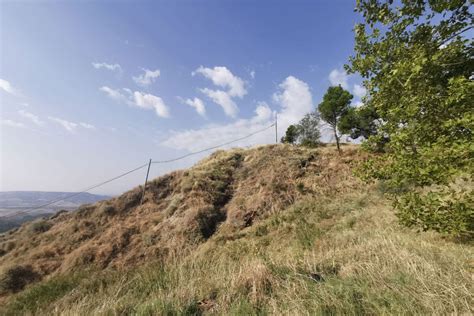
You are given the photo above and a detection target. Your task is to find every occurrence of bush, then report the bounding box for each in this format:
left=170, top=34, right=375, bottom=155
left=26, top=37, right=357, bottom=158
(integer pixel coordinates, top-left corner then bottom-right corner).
left=29, top=220, right=52, bottom=234
left=0, top=265, right=40, bottom=294
left=396, top=189, right=473, bottom=239
left=99, top=203, right=116, bottom=216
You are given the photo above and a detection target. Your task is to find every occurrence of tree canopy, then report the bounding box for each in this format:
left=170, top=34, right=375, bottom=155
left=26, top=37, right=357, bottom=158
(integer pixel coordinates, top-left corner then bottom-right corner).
left=281, top=125, right=298, bottom=144
left=281, top=112, right=321, bottom=147
left=338, top=104, right=384, bottom=148
left=348, top=0, right=473, bottom=238
left=318, top=85, right=353, bottom=152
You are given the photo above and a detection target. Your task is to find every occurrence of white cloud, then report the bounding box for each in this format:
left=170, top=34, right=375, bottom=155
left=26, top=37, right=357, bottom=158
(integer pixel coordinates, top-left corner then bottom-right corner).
left=133, top=91, right=170, bottom=118
left=161, top=115, right=274, bottom=153
left=48, top=116, right=78, bottom=132
left=100, top=86, right=170, bottom=118
left=194, top=66, right=247, bottom=97
left=184, top=97, right=206, bottom=117
left=162, top=76, right=313, bottom=152
left=92, top=62, right=122, bottom=73
left=79, top=122, right=95, bottom=129
left=272, top=75, right=313, bottom=136
left=18, top=110, right=44, bottom=127
left=133, top=69, right=161, bottom=86
left=251, top=102, right=272, bottom=123
left=250, top=70, right=256, bottom=79
left=329, top=68, right=349, bottom=89
left=47, top=117, right=95, bottom=133
left=353, top=84, right=367, bottom=98
left=1, top=119, right=25, bottom=128
left=193, top=66, right=248, bottom=117
left=100, top=86, right=129, bottom=103
left=200, top=88, right=238, bottom=118
left=0, top=79, right=20, bottom=96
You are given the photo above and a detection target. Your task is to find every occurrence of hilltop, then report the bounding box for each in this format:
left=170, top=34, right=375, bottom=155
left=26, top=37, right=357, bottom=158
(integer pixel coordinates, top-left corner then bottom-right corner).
left=0, top=145, right=472, bottom=315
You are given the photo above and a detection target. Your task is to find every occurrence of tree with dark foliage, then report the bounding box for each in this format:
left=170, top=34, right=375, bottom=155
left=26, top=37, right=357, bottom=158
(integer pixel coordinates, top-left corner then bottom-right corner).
left=318, top=85, right=353, bottom=153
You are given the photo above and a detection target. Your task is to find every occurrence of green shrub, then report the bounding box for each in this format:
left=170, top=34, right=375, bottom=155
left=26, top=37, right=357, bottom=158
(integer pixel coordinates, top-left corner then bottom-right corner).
left=2, top=274, right=82, bottom=315
left=0, top=265, right=40, bottom=294
left=396, top=188, right=473, bottom=239
left=99, top=203, right=116, bottom=216
left=29, top=220, right=52, bottom=234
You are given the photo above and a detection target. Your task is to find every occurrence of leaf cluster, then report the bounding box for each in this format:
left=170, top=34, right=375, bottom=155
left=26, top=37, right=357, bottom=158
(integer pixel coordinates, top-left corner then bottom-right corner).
left=348, top=0, right=473, bottom=238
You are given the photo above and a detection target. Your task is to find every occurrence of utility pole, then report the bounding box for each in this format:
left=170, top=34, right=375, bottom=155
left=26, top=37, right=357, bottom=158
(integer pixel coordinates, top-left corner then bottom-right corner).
left=140, top=159, right=152, bottom=205
left=275, top=112, right=278, bottom=144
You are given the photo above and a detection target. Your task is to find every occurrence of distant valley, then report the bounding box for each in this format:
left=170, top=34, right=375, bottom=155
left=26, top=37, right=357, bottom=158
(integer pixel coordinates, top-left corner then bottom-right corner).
left=0, top=191, right=110, bottom=233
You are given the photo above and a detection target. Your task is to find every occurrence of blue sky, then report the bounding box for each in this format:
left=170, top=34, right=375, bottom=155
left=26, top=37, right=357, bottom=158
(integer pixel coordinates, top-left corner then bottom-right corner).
left=0, top=0, right=366, bottom=195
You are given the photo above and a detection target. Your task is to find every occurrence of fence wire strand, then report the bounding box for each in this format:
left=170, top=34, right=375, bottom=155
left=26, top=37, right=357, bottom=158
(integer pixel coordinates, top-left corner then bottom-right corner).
left=0, top=123, right=275, bottom=219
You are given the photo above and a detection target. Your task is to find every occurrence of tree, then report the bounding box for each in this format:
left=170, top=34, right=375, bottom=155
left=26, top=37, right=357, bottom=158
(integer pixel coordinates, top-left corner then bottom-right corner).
left=338, top=104, right=387, bottom=151
left=296, top=112, right=321, bottom=147
left=281, top=112, right=321, bottom=147
left=318, top=85, right=353, bottom=152
left=347, top=0, right=473, bottom=238
left=281, top=125, right=298, bottom=144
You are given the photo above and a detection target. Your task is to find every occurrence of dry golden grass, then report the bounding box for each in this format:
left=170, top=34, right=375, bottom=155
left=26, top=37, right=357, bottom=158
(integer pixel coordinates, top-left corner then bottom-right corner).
left=0, top=144, right=472, bottom=314
left=0, top=144, right=359, bottom=277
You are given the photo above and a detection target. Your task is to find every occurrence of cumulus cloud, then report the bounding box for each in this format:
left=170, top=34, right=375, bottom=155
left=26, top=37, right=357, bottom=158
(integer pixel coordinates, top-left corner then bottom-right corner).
left=18, top=110, right=44, bottom=127
left=183, top=97, right=206, bottom=117
left=133, top=91, right=170, bottom=118
left=328, top=68, right=349, bottom=89
left=161, top=112, right=273, bottom=153
left=251, top=102, right=272, bottom=123
left=194, top=66, right=246, bottom=97
left=0, top=78, right=20, bottom=96
left=162, top=76, right=313, bottom=152
left=133, top=68, right=161, bottom=86
left=353, top=84, right=367, bottom=98
left=193, top=66, right=247, bottom=117
left=48, top=116, right=94, bottom=133
left=100, top=86, right=170, bottom=118
left=100, top=86, right=129, bottom=103
left=272, top=75, right=313, bottom=137
left=250, top=70, right=256, bottom=79
left=92, top=62, right=122, bottom=73
left=200, top=88, right=238, bottom=118
left=1, top=119, right=25, bottom=128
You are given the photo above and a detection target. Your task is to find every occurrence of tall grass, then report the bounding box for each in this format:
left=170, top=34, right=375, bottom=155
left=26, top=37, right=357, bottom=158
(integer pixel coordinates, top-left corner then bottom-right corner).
left=2, top=190, right=472, bottom=315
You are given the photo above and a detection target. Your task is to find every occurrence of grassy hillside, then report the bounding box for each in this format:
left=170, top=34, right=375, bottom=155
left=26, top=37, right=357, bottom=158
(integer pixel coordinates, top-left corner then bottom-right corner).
left=0, top=145, right=472, bottom=315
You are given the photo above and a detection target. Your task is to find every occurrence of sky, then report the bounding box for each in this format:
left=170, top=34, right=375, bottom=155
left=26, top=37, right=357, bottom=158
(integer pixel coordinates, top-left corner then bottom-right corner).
left=0, top=0, right=366, bottom=195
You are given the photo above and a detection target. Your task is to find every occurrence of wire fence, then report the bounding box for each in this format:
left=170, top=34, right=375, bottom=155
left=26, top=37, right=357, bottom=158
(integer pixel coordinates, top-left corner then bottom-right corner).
left=0, top=123, right=276, bottom=220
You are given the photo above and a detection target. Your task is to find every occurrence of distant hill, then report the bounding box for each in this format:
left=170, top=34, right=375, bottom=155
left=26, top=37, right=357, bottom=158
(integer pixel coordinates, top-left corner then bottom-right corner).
left=0, top=145, right=471, bottom=314
left=0, top=191, right=110, bottom=233
left=0, top=191, right=110, bottom=209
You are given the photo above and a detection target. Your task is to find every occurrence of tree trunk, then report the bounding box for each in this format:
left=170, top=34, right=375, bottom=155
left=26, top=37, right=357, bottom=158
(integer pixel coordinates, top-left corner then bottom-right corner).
left=334, top=127, right=341, bottom=154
